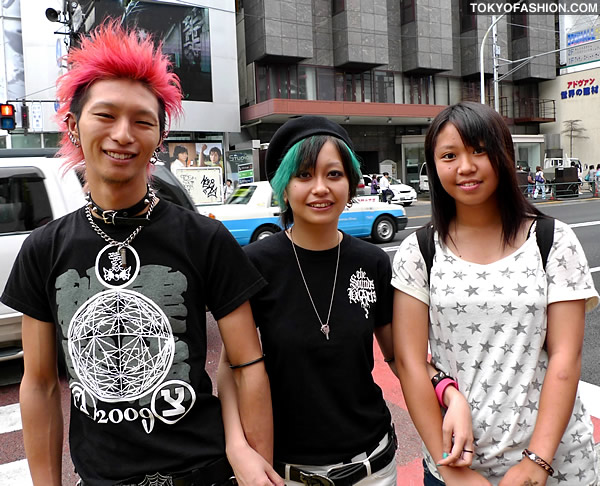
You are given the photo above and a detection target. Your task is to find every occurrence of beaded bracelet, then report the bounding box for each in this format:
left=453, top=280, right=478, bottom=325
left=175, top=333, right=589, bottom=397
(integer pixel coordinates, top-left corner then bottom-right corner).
left=229, top=354, right=265, bottom=370
left=522, top=449, right=554, bottom=476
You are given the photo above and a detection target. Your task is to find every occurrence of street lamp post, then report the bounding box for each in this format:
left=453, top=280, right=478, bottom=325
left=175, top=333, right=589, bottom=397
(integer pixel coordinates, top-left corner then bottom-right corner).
left=479, top=14, right=505, bottom=107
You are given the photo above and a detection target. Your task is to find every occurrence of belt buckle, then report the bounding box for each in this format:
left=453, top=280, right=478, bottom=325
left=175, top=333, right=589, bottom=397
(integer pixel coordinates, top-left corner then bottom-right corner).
left=298, top=471, right=335, bottom=486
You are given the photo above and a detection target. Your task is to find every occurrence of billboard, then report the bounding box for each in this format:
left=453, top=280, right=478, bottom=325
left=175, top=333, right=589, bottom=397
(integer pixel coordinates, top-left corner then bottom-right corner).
left=85, top=0, right=212, bottom=102
left=565, top=15, right=600, bottom=68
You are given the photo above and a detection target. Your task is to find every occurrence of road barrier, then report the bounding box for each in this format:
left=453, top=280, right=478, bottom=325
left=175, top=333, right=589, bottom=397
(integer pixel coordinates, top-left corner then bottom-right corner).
left=518, top=180, right=600, bottom=200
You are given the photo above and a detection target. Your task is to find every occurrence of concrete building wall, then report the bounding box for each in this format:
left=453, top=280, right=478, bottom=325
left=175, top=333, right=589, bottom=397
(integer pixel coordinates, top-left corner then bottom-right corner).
left=401, top=0, right=453, bottom=73
left=511, top=15, right=556, bottom=82
left=332, top=0, right=389, bottom=68
left=244, top=0, right=314, bottom=63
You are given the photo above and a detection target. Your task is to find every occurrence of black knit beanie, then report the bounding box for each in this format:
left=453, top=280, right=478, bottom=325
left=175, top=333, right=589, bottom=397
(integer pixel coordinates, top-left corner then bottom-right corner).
left=265, top=116, right=354, bottom=180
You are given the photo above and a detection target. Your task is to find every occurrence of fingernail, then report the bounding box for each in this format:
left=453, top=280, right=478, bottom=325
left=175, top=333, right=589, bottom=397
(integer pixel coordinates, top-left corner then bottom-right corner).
left=443, top=452, right=449, bottom=459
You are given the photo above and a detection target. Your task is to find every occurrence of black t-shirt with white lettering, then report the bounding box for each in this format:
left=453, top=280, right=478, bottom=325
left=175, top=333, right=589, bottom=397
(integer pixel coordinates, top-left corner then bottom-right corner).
left=1, top=200, right=266, bottom=485
left=244, top=231, right=392, bottom=465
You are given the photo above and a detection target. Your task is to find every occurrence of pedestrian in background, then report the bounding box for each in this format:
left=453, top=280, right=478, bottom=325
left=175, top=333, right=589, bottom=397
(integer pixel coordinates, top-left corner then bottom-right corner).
left=1, top=21, right=274, bottom=485
left=392, top=102, right=598, bottom=485
left=526, top=166, right=535, bottom=198
left=379, top=171, right=392, bottom=203
left=370, top=173, right=379, bottom=195
left=533, top=165, right=546, bottom=199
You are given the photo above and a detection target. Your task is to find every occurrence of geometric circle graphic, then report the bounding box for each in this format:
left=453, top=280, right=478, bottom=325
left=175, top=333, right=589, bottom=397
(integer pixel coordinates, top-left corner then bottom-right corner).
left=68, top=289, right=175, bottom=403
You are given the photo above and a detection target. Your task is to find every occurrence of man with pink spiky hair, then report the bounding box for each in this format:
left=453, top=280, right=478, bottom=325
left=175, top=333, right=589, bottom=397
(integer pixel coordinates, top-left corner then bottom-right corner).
left=1, top=21, right=279, bottom=486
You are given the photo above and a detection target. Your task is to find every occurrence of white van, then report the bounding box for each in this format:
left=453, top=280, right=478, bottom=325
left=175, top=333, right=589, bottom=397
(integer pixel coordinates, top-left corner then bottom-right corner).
left=418, top=163, right=429, bottom=192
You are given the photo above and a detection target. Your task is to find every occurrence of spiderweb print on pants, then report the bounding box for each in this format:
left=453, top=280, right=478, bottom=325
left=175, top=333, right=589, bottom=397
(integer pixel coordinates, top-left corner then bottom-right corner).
left=68, top=288, right=175, bottom=403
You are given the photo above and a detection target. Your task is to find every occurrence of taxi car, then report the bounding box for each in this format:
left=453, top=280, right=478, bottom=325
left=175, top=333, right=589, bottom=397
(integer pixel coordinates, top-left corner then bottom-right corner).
left=200, top=181, right=408, bottom=246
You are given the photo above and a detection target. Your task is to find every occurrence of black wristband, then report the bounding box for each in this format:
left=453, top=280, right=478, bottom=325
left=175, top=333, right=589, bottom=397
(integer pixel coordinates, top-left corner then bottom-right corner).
left=229, top=354, right=265, bottom=370
left=522, top=449, right=554, bottom=476
left=431, top=370, right=453, bottom=388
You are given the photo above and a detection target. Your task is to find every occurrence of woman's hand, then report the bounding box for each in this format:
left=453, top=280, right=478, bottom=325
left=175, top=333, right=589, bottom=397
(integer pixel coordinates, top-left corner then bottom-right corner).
left=227, top=442, right=284, bottom=486
left=437, top=385, right=474, bottom=467
left=498, top=459, right=549, bottom=486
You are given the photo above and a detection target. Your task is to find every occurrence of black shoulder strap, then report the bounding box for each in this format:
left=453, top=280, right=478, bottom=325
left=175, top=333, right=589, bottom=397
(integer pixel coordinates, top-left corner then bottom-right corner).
left=535, top=217, right=555, bottom=271
left=416, top=224, right=435, bottom=282
left=416, top=218, right=554, bottom=282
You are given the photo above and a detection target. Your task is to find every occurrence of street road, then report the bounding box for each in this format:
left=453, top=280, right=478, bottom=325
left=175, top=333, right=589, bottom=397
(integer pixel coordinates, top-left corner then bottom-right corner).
left=1, top=195, right=598, bottom=485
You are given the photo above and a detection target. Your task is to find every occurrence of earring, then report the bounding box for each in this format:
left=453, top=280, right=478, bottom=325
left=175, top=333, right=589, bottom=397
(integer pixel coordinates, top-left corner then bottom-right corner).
left=68, top=131, right=80, bottom=148
left=149, top=148, right=160, bottom=165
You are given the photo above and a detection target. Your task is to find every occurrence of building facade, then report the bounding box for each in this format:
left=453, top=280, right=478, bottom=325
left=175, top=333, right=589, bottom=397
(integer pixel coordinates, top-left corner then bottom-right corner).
left=235, top=0, right=558, bottom=187
left=539, top=14, right=600, bottom=169
left=1, top=0, right=241, bottom=187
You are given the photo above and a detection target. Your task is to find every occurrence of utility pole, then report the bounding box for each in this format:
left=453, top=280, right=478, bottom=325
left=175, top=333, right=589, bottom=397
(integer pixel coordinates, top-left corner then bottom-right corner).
left=479, top=15, right=504, bottom=106
left=492, top=16, right=500, bottom=113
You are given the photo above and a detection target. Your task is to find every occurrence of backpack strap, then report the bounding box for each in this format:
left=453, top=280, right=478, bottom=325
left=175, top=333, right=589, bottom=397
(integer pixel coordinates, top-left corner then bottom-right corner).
left=416, top=224, right=435, bottom=282
left=535, top=217, right=555, bottom=271
left=416, top=217, right=554, bottom=281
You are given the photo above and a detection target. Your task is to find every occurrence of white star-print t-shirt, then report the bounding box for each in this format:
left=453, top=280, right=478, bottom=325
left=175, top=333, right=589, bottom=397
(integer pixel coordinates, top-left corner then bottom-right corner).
left=392, top=220, right=599, bottom=485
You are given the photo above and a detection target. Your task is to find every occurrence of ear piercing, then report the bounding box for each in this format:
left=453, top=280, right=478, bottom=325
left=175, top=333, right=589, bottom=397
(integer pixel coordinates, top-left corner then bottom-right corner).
left=149, top=149, right=160, bottom=165
left=68, top=131, right=80, bottom=147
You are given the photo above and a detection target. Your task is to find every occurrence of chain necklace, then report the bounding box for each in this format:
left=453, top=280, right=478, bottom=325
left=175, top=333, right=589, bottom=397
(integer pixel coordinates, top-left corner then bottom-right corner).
left=290, top=229, right=341, bottom=340
left=85, top=191, right=157, bottom=269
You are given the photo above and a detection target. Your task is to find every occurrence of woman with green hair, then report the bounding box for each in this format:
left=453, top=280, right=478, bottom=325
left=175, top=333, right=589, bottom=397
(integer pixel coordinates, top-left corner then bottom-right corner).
left=217, top=116, right=472, bottom=486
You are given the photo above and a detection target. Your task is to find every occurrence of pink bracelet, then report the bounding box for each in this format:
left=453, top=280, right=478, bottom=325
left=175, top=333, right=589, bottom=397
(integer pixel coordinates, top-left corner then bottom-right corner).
left=435, top=377, right=458, bottom=408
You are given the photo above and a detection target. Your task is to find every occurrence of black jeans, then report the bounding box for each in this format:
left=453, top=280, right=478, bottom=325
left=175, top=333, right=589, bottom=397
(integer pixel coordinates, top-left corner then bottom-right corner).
left=422, top=461, right=445, bottom=486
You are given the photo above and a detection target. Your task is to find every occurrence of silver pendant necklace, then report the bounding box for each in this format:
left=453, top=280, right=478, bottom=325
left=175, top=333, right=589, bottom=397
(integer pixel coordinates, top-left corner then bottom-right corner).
left=85, top=191, right=157, bottom=288
left=290, top=229, right=340, bottom=340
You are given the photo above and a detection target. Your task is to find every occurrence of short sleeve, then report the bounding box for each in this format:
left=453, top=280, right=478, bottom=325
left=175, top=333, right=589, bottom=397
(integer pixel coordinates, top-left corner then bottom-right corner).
left=204, top=222, right=267, bottom=320
left=1, top=230, right=54, bottom=323
left=391, top=232, right=430, bottom=305
left=545, top=220, right=599, bottom=312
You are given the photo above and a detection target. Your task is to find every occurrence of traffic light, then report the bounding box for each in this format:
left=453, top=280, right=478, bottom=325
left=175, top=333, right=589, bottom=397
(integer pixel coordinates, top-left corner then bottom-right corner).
left=0, top=103, right=16, bottom=131
left=21, top=104, right=29, bottom=133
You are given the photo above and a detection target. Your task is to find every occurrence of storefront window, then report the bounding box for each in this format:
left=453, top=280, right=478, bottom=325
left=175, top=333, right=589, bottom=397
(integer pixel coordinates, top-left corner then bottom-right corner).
left=404, top=143, right=426, bottom=190
left=43, top=132, right=61, bottom=148
left=257, top=65, right=268, bottom=102
left=298, top=66, right=317, bottom=100
left=317, top=68, right=335, bottom=100
left=374, top=71, right=394, bottom=103
left=514, top=143, right=541, bottom=172
left=11, top=133, right=42, bottom=149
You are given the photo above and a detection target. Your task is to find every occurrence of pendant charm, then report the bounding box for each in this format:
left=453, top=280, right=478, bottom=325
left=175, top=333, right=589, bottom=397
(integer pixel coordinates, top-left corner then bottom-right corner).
left=95, top=244, right=140, bottom=289
left=119, top=246, right=127, bottom=268
left=320, top=324, right=330, bottom=340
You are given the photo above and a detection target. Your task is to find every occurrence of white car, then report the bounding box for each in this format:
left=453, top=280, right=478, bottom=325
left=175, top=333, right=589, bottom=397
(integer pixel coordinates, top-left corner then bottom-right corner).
left=362, top=174, right=418, bottom=205
left=200, top=181, right=408, bottom=246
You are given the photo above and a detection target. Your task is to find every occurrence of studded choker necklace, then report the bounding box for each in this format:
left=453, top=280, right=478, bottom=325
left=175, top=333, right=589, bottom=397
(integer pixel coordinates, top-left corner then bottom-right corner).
left=86, top=187, right=152, bottom=226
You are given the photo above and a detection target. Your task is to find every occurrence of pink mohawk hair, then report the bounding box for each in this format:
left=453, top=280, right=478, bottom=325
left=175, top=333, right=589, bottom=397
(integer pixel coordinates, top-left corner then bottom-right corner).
left=56, top=19, right=183, bottom=172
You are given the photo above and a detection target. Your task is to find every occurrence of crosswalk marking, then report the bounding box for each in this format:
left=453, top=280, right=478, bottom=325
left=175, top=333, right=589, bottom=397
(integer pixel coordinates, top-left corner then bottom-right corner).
left=0, top=403, right=22, bottom=435
left=0, top=459, right=33, bottom=485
